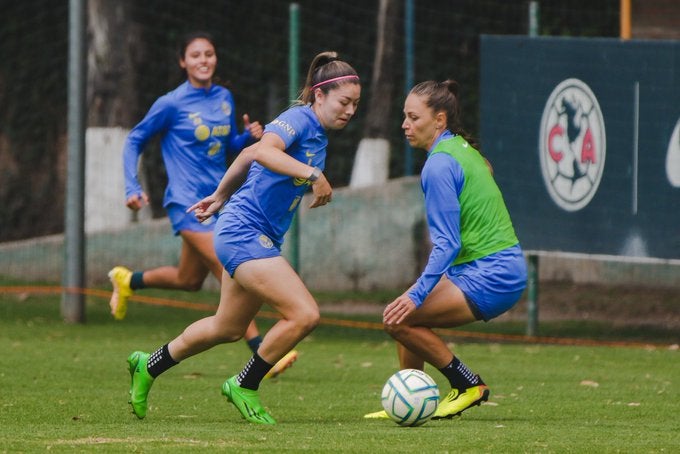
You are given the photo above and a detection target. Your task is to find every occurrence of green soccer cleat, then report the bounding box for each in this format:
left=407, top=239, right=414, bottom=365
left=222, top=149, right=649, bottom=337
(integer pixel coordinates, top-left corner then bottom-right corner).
left=264, top=350, right=299, bottom=379
left=127, top=351, right=154, bottom=419
left=221, top=376, right=276, bottom=425
left=109, top=266, right=133, bottom=320
left=363, top=410, right=390, bottom=419
left=432, top=383, right=489, bottom=420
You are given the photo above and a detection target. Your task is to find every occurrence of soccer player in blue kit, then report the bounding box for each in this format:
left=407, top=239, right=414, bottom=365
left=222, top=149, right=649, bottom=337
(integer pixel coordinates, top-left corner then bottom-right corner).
left=365, top=80, right=527, bottom=420
left=108, top=32, right=297, bottom=378
left=125, top=51, right=361, bottom=424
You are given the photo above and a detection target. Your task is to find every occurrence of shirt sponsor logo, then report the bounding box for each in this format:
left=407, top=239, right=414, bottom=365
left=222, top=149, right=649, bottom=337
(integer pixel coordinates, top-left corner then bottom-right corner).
left=287, top=196, right=302, bottom=212
left=208, top=141, right=221, bottom=156
left=539, top=78, right=606, bottom=212
left=271, top=119, right=296, bottom=136
left=293, top=177, right=312, bottom=187
left=211, top=124, right=231, bottom=137
left=194, top=124, right=210, bottom=141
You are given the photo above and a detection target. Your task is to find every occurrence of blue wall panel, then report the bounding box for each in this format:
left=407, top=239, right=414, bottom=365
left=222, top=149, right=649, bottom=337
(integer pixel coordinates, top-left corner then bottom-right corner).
left=481, top=36, right=680, bottom=259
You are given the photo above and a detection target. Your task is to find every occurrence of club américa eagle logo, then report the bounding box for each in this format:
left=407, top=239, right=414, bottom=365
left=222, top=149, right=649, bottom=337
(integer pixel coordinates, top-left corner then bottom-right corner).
left=539, top=78, right=606, bottom=212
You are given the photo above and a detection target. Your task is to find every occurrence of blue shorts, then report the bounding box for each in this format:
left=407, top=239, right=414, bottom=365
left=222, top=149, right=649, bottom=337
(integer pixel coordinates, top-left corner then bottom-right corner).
left=213, top=212, right=281, bottom=276
left=167, top=203, right=216, bottom=236
left=446, top=245, right=527, bottom=321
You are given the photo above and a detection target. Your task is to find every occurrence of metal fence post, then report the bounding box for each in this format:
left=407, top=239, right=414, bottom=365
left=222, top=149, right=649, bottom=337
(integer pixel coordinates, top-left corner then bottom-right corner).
left=526, top=254, right=539, bottom=336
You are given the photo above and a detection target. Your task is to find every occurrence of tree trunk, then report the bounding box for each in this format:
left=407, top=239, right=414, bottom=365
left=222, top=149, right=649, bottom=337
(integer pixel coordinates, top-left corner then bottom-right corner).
left=86, top=0, right=152, bottom=231
left=350, top=0, right=400, bottom=188
left=362, top=0, right=400, bottom=139
left=87, top=0, right=142, bottom=127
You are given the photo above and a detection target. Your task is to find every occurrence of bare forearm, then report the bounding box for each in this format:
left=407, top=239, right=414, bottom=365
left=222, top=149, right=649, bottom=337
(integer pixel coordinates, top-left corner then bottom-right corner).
left=252, top=144, right=315, bottom=180
left=214, top=145, right=256, bottom=201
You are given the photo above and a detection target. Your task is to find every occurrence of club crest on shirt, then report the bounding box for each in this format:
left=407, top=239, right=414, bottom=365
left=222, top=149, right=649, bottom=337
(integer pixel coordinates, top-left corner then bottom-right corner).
left=258, top=234, right=274, bottom=249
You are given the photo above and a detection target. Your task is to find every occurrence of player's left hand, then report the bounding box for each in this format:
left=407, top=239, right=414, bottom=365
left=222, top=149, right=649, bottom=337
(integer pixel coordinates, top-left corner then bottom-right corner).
left=309, top=173, right=332, bottom=208
left=243, top=114, right=264, bottom=140
left=383, top=294, right=417, bottom=325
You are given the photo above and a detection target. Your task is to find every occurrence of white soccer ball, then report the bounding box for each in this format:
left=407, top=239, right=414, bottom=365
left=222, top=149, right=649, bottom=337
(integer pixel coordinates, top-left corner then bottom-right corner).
left=381, top=369, right=440, bottom=426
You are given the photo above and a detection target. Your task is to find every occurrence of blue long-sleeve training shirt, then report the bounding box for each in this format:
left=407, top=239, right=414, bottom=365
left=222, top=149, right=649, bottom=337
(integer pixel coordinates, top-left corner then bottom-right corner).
left=123, top=80, right=252, bottom=208
left=407, top=130, right=519, bottom=307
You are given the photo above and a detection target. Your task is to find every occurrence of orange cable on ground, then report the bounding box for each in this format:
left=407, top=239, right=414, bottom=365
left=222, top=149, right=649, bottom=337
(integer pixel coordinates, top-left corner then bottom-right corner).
left=1, top=285, right=675, bottom=350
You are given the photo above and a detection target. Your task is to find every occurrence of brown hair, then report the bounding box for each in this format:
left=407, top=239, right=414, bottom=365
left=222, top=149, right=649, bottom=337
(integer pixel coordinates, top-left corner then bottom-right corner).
left=177, top=31, right=216, bottom=61
left=409, top=80, right=477, bottom=148
left=299, top=51, right=359, bottom=104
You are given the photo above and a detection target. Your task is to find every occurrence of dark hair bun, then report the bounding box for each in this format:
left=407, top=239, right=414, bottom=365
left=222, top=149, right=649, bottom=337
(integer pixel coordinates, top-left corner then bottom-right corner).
left=443, top=79, right=459, bottom=97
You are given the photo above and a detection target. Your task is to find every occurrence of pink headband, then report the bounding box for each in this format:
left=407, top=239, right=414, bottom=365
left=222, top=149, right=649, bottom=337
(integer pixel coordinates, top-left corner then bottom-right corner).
left=311, top=75, right=360, bottom=91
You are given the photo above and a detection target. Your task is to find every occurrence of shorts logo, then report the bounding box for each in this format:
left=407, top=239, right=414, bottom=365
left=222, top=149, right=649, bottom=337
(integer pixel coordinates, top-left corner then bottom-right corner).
left=258, top=234, right=274, bottom=249
left=539, top=78, right=606, bottom=212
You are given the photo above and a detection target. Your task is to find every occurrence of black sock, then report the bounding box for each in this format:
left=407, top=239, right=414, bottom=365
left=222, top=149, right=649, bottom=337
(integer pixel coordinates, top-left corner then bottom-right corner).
left=235, top=353, right=273, bottom=390
left=147, top=344, right=178, bottom=378
left=438, top=356, right=482, bottom=390
left=130, top=271, right=146, bottom=290
left=246, top=335, right=263, bottom=354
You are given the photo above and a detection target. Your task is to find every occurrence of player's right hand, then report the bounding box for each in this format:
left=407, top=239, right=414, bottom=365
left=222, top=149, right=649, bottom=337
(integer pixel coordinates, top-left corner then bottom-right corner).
left=187, top=195, right=224, bottom=222
left=383, top=293, right=417, bottom=326
left=126, top=192, right=149, bottom=211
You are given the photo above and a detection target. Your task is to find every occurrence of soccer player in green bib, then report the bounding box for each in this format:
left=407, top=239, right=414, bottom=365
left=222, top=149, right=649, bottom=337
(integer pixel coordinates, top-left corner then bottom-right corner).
left=365, top=80, right=527, bottom=420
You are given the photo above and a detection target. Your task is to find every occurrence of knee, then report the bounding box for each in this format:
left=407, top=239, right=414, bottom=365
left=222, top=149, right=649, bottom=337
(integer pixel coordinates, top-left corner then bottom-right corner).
left=384, top=322, right=408, bottom=340
left=295, top=307, right=320, bottom=334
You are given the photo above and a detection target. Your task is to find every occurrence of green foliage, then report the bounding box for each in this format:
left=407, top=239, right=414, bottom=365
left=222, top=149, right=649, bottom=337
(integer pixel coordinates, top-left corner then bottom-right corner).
left=1, top=291, right=678, bottom=452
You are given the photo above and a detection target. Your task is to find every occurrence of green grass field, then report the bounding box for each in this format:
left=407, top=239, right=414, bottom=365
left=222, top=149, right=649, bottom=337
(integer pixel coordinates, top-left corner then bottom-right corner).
left=1, top=289, right=678, bottom=453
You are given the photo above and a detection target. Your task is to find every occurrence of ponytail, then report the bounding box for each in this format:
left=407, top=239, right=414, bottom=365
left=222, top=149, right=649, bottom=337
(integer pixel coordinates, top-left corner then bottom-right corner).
left=299, top=51, right=359, bottom=104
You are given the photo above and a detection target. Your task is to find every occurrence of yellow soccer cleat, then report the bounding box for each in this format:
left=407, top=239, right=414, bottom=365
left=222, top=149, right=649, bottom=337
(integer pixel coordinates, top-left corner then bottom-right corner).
left=432, top=384, right=489, bottom=419
left=363, top=410, right=390, bottom=419
left=109, top=266, right=133, bottom=320
left=264, top=350, right=299, bottom=379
